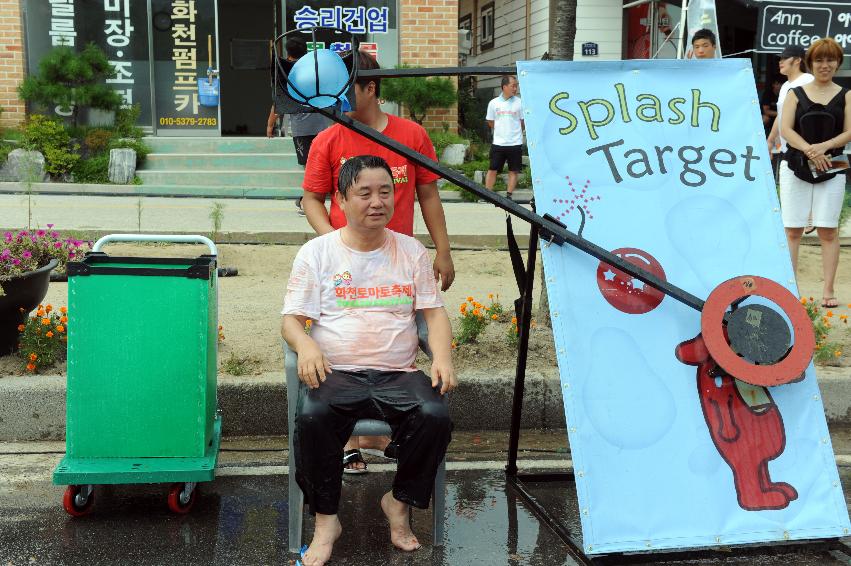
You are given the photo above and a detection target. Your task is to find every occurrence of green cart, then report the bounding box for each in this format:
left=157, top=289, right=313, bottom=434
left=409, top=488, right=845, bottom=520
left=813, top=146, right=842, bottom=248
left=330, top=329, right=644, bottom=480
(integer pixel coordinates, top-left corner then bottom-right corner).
left=53, top=234, right=222, bottom=516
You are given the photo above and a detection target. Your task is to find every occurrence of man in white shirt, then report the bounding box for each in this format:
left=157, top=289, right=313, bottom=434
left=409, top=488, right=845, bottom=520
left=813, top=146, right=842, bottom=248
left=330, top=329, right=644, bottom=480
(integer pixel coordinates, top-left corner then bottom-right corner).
left=282, top=155, right=456, bottom=566
left=485, top=75, right=524, bottom=199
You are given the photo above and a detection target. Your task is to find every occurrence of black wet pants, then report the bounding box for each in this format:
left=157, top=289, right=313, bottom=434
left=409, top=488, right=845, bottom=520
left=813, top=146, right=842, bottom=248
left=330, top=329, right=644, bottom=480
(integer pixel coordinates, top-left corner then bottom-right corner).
left=294, top=369, right=452, bottom=516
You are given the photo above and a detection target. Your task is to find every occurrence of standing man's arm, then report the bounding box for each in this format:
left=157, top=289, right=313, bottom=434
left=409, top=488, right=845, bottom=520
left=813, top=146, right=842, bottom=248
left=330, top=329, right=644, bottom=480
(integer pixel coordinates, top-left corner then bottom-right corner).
left=301, top=132, right=335, bottom=234
left=302, top=192, right=334, bottom=234
left=416, top=182, right=454, bottom=290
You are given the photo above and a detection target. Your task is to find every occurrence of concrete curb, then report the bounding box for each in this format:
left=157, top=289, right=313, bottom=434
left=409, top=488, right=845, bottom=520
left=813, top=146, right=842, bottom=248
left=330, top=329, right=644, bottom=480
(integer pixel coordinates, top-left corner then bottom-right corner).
left=1, top=367, right=849, bottom=441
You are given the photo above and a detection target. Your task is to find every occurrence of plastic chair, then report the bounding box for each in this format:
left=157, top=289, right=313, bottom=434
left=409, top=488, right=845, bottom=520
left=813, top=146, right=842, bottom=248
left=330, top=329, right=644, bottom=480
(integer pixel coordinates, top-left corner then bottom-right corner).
left=284, top=341, right=446, bottom=552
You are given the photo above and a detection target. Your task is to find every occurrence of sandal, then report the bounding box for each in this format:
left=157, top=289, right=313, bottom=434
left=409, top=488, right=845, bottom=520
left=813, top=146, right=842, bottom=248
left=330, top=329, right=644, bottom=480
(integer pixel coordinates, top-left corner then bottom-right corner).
left=822, top=297, right=839, bottom=308
left=343, top=449, right=368, bottom=474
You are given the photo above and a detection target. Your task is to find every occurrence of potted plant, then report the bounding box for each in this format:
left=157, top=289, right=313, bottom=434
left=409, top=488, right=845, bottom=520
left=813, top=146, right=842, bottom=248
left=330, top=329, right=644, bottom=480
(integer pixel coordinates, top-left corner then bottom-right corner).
left=0, top=226, right=88, bottom=355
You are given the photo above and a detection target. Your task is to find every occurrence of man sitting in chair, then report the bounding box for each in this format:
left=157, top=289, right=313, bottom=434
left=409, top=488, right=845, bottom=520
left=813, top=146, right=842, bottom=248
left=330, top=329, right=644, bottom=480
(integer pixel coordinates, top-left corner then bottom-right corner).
left=281, top=155, right=456, bottom=566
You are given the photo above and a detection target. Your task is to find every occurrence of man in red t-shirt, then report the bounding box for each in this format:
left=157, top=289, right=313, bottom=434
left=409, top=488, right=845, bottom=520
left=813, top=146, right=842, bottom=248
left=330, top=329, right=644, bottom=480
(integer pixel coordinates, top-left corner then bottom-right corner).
left=301, top=52, right=454, bottom=292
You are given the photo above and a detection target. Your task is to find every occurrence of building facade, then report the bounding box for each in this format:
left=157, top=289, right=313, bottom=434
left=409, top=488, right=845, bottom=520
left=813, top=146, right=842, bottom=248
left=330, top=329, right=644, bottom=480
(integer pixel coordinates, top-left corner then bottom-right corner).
left=0, top=0, right=457, bottom=135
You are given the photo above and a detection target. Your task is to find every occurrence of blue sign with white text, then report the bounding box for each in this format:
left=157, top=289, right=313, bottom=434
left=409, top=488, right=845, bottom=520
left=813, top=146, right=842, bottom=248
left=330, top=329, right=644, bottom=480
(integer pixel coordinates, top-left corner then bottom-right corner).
left=517, top=58, right=850, bottom=555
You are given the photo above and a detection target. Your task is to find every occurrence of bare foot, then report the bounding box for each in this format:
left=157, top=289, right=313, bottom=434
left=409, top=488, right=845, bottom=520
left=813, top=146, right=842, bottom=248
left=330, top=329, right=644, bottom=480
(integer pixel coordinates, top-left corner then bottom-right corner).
left=380, top=491, right=421, bottom=551
left=359, top=435, right=391, bottom=452
left=301, top=513, right=342, bottom=566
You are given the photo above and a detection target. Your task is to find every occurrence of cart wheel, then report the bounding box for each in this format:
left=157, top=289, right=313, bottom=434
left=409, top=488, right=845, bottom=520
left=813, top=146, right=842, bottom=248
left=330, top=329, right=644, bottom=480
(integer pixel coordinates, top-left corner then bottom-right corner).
left=62, top=485, right=94, bottom=517
left=167, top=482, right=197, bottom=514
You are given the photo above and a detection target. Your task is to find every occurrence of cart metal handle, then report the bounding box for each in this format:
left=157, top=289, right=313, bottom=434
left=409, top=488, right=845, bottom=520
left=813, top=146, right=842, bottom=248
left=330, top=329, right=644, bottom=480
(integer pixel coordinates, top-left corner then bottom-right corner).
left=92, top=234, right=218, bottom=256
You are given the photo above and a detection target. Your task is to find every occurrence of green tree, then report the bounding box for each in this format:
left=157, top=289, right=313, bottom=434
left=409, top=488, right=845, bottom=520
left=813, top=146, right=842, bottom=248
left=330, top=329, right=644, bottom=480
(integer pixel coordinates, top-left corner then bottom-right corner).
left=381, top=68, right=457, bottom=125
left=18, top=43, right=124, bottom=128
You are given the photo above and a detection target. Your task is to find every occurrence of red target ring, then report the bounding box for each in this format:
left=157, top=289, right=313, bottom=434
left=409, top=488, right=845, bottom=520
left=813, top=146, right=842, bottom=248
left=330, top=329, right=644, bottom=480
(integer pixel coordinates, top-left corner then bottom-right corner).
left=701, top=276, right=815, bottom=387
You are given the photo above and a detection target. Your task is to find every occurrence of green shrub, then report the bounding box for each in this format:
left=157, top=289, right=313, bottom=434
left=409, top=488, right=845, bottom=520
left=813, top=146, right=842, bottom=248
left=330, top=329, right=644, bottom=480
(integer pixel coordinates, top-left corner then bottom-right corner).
left=17, top=43, right=124, bottom=127
left=428, top=128, right=468, bottom=157
left=21, top=115, right=80, bottom=176
left=43, top=145, right=80, bottom=176
left=382, top=66, right=457, bottom=124
left=84, top=128, right=113, bottom=154
left=71, top=153, right=109, bottom=183
left=114, top=104, right=144, bottom=139
left=0, top=143, right=11, bottom=166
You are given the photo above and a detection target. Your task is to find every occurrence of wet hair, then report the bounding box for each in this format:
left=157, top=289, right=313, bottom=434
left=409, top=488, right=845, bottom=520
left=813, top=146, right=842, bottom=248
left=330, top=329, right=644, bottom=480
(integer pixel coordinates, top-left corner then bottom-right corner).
left=354, top=51, right=381, bottom=97
left=806, top=37, right=844, bottom=70
left=286, top=36, right=308, bottom=59
left=337, top=155, right=394, bottom=198
left=692, top=29, right=716, bottom=47
left=500, top=75, right=516, bottom=88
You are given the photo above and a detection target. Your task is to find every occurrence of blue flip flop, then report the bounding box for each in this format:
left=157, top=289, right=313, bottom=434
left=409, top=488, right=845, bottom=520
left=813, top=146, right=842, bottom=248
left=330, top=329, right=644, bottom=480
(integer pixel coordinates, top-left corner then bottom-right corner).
left=295, top=543, right=308, bottom=566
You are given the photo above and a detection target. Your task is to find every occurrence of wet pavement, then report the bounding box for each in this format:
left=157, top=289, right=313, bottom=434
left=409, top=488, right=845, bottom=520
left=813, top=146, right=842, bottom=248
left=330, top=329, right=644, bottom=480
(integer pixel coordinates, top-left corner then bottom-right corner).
left=1, top=432, right=851, bottom=565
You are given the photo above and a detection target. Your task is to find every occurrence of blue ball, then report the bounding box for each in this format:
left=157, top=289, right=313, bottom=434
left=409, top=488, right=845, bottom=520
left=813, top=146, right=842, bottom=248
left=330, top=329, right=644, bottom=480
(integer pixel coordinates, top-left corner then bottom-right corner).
left=287, top=50, right=349, bottom=108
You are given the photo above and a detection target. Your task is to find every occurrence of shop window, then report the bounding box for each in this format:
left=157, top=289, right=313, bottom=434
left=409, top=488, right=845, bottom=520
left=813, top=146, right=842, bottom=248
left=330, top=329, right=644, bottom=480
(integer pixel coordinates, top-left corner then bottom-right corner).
left=480, top=2, right=494, bottom=52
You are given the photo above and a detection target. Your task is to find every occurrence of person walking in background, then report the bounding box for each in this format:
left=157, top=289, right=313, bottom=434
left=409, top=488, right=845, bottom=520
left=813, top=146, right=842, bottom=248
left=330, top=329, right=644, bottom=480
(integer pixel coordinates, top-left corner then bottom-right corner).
left=266, top=35, right=332, bottom=216
left=484, top=75, right=524, bottom=199
left=779, top=38, right=849, bottom=309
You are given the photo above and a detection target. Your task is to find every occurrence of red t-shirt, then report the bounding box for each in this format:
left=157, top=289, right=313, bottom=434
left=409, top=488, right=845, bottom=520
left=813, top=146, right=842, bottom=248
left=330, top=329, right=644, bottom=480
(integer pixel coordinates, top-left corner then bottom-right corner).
left=302, top=114, right=440, bottom=236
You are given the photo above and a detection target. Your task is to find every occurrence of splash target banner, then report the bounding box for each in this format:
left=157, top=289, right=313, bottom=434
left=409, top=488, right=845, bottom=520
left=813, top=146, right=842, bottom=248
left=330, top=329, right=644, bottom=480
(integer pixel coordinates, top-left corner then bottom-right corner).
left=517, top=59, right=850, bottom=555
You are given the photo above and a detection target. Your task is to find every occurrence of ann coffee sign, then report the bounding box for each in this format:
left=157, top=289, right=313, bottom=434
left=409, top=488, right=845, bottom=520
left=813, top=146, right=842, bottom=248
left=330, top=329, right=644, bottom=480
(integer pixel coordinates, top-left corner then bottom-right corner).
left=756, top=0, right=851, bottom=55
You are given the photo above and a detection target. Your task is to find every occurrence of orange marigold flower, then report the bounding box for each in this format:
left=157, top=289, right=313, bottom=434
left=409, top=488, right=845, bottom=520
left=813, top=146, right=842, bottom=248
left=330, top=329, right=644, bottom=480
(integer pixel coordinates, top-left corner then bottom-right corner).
left=466, top=296, right=474, bottom=302
left=451, top=341, right=457, bottom=350
left=488, top=293, right=494, bottom=299
left=28, top=353, right=37, bottom=362
left=45, top=304, right=52, bottom=313
left=17, top=324, right=25, bottom=332
left=491, top=314, right=498, bottom=320
left=36, top=310, right=45, bottom=317
left=60, top=316, right=67, bottom=323
left=26, top=363, right=36, bottom=372
left=59, top=306, right=67, bottom=314
left=800, top=297, right=807, bottom=304
left=835, top=350, right=842, bottom=358
left=826, top=311, right=834, bottom=318
left=511, top=316, right=518, bottom=324
left=41, top=318, right=50, bottom=326
left=56, top=325, right=65, bottom=333
left=46, top=331, right=54, bottom=338
left=472, top=308, right=481, bottom=316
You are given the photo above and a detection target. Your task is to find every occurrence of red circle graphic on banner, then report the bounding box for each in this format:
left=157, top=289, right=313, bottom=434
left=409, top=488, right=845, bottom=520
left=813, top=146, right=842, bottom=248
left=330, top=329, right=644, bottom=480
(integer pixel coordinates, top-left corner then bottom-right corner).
left=596, top=247, right=667, bottom=314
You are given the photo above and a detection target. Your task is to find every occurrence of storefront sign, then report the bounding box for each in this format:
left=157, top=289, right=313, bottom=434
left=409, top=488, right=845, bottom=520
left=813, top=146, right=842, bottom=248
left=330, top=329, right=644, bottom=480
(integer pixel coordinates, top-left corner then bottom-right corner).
left=293, top=6, right=389, bottom=34
left=152, top=0, right=218, bottom=131
left=756, top=0, right=851, bottom=54
left=24, top=0, right=151, bottom=125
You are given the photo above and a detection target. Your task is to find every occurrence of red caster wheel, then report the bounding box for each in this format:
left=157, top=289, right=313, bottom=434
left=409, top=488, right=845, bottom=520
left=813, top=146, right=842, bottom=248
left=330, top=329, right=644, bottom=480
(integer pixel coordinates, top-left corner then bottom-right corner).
left=167, top=482, right=197, bottom=514
left=62, top=485, right=94, bottom=517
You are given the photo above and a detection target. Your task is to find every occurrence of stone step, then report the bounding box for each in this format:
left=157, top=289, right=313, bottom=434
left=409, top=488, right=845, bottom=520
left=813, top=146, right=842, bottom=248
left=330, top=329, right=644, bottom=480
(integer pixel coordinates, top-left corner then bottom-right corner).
left=136, top=170, right=305, bottom=187
left=143, top=153, right=301, bottom=171
left=143, top=136, right=294, bottom=154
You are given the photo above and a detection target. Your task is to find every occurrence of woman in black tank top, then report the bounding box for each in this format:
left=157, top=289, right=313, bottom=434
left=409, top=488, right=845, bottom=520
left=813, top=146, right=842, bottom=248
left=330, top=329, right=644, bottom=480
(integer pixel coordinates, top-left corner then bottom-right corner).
left=779, top=37, right=851, bottom=310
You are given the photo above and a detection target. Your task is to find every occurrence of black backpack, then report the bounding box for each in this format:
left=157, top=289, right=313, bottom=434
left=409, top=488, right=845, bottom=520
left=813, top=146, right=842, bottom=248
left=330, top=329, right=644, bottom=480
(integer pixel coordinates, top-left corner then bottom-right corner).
left=785, top=86, right=848, bottom=183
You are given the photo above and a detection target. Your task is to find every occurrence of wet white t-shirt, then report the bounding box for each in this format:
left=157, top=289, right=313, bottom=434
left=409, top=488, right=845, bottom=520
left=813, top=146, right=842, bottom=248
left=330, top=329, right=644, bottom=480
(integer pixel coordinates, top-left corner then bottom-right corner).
left=282, top=229, right=443, bottom=372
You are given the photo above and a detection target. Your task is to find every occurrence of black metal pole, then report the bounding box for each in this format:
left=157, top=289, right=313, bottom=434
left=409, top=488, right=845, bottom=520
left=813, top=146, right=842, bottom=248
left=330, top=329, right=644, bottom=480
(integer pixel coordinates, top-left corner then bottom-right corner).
left=314, top=107, right=706, bottom=313
left=506, top=222, right=540, bottom=478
